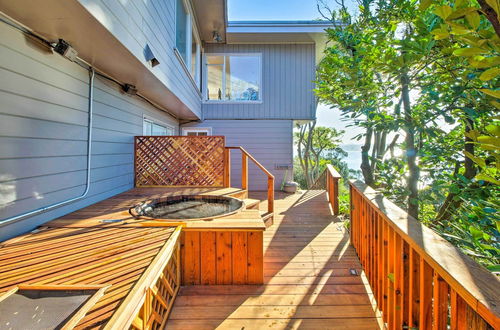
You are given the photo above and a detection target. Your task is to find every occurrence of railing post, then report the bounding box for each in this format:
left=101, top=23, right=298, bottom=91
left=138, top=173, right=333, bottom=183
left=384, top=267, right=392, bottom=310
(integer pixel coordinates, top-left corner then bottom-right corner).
left=267, top=176, right=274, bottom=214
left=332, top=177, right=339, bottom=215
left=242, top=153, right=248, bottom=190
left=224, top=148, right=231, bottom=187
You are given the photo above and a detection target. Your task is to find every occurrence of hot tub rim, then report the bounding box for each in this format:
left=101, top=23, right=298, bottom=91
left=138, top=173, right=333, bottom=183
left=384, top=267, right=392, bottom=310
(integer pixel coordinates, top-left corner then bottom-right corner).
left=128, top=194, right=246, bottom=222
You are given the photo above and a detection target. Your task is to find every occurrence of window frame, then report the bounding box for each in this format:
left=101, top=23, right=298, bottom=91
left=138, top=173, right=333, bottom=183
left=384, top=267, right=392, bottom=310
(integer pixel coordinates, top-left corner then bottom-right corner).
left=203, top=53, right=263, bottom=104
left=143, top=115, right=176, bottom=136
left=181, top=127, right=212, bottom=136
left=174, top=0, right=202, bottom=92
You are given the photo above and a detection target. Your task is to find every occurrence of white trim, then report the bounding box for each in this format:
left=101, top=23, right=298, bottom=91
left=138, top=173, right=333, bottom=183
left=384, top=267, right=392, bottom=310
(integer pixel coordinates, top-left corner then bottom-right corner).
left=182, top=127, right=212, bottom=136
left=203, top=53, right=263, bottom=103
left=143, top=115, right=176, bottom=135
left=173, top=48, right=202, bottom=96
left=174, top=0, right=201, bottom=90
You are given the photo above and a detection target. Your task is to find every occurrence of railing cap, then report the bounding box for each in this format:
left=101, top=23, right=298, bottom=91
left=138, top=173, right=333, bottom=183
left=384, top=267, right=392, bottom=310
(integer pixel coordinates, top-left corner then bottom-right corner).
left=326, top=164, right=341, bottom=179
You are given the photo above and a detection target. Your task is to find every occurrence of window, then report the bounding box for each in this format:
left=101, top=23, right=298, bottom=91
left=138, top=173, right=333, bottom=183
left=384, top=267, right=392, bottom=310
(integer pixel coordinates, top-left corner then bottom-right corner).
left=143, top=117, right=175, bottom=136
left=204, top=54, right=261, bottom=102
left=191, top=31, right=201, bottom=88
left=182, top=128, right=211, bottom=136
left=175, top=0, right=189, bottom=64
left=175, top=0, right=201, bottom=89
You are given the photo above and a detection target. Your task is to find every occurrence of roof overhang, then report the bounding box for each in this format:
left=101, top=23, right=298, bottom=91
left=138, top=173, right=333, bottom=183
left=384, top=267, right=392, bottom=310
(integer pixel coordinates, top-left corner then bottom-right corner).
left=0, top=0, right=201, bottom=120
left=226, top=21, right=332, bottom=64
left=191, top=0, right=227, bottom=43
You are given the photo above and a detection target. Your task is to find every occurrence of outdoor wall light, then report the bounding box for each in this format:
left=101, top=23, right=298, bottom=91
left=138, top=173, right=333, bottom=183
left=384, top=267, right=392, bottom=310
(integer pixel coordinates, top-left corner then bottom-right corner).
left=144, top=44, right=160, bottom=67
left=212, top=31, right=222, bottom=43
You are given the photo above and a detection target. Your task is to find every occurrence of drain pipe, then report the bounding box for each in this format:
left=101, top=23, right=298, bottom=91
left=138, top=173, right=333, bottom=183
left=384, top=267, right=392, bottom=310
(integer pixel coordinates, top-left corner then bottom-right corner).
left=1, top=68, right=95, bottom=225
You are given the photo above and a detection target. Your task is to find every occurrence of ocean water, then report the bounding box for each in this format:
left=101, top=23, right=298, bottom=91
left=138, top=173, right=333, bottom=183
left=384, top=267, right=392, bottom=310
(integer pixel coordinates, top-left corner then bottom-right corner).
left=341, top=144, right=362, bottom=170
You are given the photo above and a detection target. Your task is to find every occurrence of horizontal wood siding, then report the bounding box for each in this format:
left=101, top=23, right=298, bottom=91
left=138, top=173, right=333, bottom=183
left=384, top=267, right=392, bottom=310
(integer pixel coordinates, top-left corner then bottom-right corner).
left=77, top=0, right=201, bottom=117
left=182, top=120, right=293, bottom=190
left=0, top=23, right=179, bottom=241
left=202, top=43, right=316, bottom=120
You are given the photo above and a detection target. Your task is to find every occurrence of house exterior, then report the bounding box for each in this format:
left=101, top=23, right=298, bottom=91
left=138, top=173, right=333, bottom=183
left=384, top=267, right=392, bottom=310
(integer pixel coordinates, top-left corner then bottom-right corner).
left=0, top=0, right=330, bottom=240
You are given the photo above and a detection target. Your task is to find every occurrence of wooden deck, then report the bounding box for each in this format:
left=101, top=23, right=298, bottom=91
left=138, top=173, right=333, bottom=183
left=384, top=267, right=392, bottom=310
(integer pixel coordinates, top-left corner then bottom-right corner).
left=166, top=190, right=382, bottom=329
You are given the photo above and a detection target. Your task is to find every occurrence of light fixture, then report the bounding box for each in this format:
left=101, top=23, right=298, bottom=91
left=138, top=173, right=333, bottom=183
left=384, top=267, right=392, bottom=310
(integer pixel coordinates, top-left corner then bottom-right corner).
left=53, top=39, right=78, bottom=61
left=212, top=31, right=222, bottom=43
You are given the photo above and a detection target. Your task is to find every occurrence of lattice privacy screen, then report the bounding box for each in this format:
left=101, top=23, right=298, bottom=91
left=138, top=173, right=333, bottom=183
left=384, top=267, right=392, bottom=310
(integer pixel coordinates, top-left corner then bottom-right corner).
left=135, top=136, right=226, bottom=187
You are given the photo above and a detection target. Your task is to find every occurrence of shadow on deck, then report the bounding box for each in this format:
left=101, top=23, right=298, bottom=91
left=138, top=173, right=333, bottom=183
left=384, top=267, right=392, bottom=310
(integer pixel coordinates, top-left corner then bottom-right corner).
left=166, top=190, right=381, bottom=329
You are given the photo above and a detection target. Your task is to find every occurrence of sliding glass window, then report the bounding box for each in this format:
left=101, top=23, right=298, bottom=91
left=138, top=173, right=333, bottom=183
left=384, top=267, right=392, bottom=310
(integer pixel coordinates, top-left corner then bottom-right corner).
left=205, top=54, right=261, bottom=102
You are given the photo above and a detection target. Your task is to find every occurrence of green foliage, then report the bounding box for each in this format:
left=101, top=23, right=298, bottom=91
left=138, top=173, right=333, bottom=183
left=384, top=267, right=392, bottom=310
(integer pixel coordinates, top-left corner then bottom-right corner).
left=315, top=0, right=499, bottom=270
left=295, top=124, right=345, bottom=188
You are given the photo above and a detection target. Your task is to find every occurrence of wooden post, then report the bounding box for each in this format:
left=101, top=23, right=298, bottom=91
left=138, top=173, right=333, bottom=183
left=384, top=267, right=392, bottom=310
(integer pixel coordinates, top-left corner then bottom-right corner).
left=268, top=177, right=274, bottom=214
left=224, top=148, right=231, bottom=187
left=242, top=153, right=248, bottom=190
left=332, top=177, right=339, bottom=215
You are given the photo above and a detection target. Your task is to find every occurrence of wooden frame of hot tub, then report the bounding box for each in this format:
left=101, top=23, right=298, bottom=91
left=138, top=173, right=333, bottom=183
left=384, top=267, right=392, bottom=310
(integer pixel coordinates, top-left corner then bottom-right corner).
left=45, top=186, right=267, bottom=287
left=181, top=229, right=264, bottom=285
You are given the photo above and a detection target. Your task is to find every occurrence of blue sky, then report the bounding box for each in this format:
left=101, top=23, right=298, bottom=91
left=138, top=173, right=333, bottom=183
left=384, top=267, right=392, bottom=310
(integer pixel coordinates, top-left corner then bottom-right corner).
left=228, top=0, right=358, bottom=21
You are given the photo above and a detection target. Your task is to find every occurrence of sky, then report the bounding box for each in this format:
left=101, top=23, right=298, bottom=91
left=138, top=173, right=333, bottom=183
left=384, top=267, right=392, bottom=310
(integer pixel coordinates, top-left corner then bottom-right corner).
left=228, top=0, right=358, bottom=21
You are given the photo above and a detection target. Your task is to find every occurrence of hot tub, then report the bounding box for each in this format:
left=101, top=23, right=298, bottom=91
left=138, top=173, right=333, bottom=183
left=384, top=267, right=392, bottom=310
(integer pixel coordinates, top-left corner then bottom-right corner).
left=128, top=195, right=244, bottom=221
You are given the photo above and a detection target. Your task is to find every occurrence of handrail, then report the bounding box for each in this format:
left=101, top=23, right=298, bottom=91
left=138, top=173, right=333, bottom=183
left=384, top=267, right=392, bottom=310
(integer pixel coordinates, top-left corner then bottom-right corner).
left=310, top=165, right=341, bottom=215
left=349, top=180, right=500, bottom=329
left=326, top=165, right=341, bottom=216
left=225, top=146, right=274, bottom=214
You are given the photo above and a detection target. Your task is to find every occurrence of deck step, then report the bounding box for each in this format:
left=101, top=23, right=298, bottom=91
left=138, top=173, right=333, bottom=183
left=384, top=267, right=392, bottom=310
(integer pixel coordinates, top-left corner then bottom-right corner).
left=260, top=211, right=274, bottom=228
left=227, top=189, right=248, bottom=199
left=243, top=198, right=260, bottom=210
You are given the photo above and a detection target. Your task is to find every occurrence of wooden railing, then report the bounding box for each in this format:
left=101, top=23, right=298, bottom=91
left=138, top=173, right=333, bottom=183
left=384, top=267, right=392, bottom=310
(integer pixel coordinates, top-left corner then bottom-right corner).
left=311, top=164, right=341, bottom=215
left=349, top=180, right=500, bottom=329
left=225, top=146, right=274, bottom=215
left=326, top=165, right=341, bottom=215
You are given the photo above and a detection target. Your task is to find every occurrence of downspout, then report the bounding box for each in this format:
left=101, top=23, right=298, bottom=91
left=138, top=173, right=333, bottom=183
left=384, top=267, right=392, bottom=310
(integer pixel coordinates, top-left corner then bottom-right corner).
left=1, top=68, right=95, bottom=225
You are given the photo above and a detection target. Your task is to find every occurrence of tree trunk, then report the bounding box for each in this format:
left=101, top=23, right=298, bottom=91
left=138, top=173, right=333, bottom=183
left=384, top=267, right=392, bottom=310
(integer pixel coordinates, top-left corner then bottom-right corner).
left=436, top=117, right=476, bottom=223
left=361, top=127, right=374, bottom=186
left=477, top=0, right=500, bottom=37
left=401, top=71, right=420, bottom=219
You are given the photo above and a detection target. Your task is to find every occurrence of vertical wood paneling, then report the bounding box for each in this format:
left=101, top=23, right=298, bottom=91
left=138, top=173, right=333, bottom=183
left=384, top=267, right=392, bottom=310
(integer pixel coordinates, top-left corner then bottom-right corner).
left=350, top=183, right=500, bottom=330
left=433, top=273, right=449, bottom=330
left=247, top=231, right=264, bottom=284
left=182, top=232, right=200, bottom=285
left=200, top=232, right=216, bottom=285
left=181, top=230, right=264, bottom=285
left=408, top=248, right=420, bottom=328
left=202, top=43, right=315, bottom=120
left=216, top=232, right=232, bottom=284
left=419, top=259, right=433, bottom=330
left=232, top=232, right=248, bottom=284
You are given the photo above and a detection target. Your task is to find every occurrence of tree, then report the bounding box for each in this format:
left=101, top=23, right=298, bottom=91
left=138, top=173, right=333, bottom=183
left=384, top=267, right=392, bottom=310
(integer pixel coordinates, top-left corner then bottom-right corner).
left=314, top=0, right=499, bottom=269
left=295, top=122, right=344, bottom=188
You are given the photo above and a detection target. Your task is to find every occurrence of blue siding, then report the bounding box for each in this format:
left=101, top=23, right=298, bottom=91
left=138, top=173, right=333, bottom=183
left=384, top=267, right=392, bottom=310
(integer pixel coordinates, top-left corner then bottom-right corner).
left=0, top=23, right=179, bottom=241
left=182, top=120, right=293, bottom=190
left=202, top=43, right=316, bottom=120
left=78, top=0, right=201, bottom=117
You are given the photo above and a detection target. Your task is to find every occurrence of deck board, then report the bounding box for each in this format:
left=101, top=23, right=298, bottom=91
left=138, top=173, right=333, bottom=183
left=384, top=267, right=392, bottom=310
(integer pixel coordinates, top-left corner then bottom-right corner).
left=166, top=190, right=382, bottom=329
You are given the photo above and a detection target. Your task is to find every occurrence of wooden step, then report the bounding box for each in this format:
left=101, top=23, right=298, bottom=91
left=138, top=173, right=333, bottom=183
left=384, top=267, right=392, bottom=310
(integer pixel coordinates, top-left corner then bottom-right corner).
left=243, top=198, right=260, bottom=210
left=227, top=189, right=248, bottom=199
left=260, top=211, right=274, bottom=228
